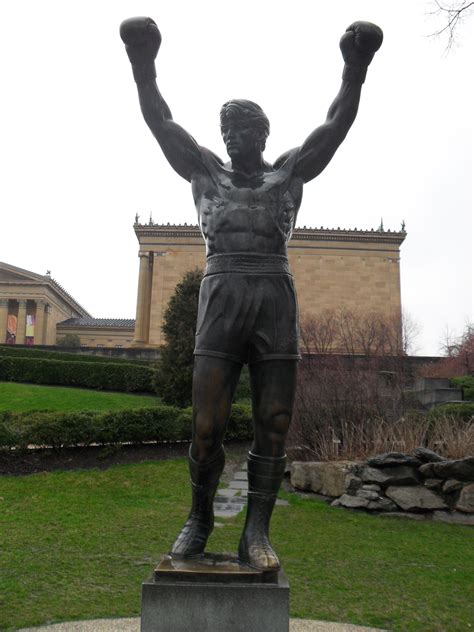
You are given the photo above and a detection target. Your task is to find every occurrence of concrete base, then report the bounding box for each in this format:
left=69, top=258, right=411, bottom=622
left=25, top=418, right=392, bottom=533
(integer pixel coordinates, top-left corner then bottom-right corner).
left=141, top=554, right=289, bottom=632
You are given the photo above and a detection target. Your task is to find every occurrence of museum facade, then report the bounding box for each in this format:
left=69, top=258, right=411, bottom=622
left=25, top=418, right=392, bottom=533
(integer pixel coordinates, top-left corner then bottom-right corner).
left=131, top=222, right=406, bottom=348
left=0, top=222, right=406, bottom=349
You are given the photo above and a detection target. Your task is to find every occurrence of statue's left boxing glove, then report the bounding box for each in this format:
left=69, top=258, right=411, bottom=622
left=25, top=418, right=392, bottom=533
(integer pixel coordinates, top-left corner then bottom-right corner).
left=339, top=21, right=383, bottom=84
left=120, top=17, right=162, bottom=83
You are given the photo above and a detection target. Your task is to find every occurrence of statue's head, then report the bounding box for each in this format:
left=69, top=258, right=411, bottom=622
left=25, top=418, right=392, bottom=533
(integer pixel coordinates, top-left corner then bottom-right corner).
left=220, top=100, right=270, bottom=157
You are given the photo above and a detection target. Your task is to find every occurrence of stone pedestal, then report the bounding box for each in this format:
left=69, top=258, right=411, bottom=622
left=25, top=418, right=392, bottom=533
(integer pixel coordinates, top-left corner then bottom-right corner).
left=141, top=553, right=289, bottom=632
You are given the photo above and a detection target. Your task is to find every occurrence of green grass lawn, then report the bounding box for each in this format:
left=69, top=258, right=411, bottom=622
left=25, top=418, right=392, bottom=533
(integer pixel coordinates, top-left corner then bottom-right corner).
left=0, top=382, right=159, bottom=412
left=1, top=460, right=473, bottom=631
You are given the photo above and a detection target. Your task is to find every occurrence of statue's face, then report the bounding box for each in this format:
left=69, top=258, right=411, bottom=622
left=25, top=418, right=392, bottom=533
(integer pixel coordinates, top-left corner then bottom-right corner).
left=222, top=124, right=260, bottom=161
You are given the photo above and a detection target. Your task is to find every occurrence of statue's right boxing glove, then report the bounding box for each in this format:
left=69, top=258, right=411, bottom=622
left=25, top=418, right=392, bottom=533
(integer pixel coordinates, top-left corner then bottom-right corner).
left=339, top=21, right=383, bottom=84
left=120, top=17, right=162, bottom=83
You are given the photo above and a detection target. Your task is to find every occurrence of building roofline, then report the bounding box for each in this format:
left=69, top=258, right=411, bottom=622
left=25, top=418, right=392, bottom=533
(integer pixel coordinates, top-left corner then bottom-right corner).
left=133, top=222, right=407, bottom=245
left=0, top=261, right=91, bottom=317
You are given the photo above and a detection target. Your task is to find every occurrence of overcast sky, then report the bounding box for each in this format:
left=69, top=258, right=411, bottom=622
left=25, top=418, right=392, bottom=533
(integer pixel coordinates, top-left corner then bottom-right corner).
left=0, top=0, right=472, bottom=355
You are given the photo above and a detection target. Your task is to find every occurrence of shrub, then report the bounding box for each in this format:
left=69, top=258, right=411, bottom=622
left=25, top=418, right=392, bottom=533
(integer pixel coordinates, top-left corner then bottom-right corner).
left=0, top=357, right=154, bottom=393
left=153, top=269, right=202, bottom=407
left=57, top=334, right=81, bottom=348
left=450, top=376, right=474, bottom=401
left=0, top=402, right=253, bottom=451
left=287, top=413, right=473, bottom=462
left=428, top=402, right=474, bottom=422
left=0, top=345, right=149, bottom=365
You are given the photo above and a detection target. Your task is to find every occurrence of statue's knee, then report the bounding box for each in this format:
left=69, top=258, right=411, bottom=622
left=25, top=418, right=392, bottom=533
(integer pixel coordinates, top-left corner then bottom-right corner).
left=192, top=413, right=221, bottom=462
left=257, top=410, right=291, bottom=443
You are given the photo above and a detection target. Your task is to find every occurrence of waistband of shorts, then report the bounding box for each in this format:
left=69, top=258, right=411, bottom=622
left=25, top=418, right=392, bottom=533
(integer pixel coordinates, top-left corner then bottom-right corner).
left=205, top=253, right=291, bottom=276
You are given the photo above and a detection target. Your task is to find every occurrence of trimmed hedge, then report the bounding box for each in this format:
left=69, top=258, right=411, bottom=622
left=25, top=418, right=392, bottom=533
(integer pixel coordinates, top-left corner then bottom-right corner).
left=0, top=356, right=154, bottom=393
left=451, top=376, right=474, bottom=401
left=0, top=402, right=253, bottom=450
left=428, top=402, right=474, bottom=422
left=0, top=345, right=149, bottom=365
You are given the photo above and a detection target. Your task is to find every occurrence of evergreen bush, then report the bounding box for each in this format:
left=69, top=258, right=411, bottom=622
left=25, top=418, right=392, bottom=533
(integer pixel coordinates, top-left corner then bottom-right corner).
left=0, top=357, right=154, bottom=393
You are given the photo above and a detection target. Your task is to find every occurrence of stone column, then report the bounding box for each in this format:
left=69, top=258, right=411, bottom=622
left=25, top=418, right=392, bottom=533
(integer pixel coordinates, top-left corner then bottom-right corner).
left=43, top=305, right=52, bottom=345
left=34, top=300, right=45, bottom=345
left=0, top=299, right=9, bottom=344
left=16, top=300, right=27, bottom=344
left=148, top=251, right=169, bottom=346
left=133, top=252, right=152, bottom=346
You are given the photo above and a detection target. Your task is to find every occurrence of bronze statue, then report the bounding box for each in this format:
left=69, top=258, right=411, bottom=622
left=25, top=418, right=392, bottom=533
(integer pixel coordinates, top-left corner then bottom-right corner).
left=120, top=17, right=383, bottom=570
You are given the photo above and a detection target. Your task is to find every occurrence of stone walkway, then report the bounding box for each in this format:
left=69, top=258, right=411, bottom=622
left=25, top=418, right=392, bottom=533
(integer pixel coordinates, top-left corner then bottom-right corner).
left=213, top=461, right=289, bottom=519
left=18, top=617, right=386, bottom=631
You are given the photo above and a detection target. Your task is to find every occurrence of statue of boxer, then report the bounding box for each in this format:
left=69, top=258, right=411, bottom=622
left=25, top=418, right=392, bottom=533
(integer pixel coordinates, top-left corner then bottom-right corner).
left=120, top=17, right=383, bottom=570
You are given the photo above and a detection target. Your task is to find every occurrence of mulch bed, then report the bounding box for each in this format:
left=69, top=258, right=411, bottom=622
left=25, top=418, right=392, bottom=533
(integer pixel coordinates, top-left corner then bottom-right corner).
left=0, top=443, right=192, bottom=476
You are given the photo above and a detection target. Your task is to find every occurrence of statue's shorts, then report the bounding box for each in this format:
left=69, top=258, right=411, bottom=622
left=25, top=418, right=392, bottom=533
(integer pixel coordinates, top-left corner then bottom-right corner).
left=194, top=253, right=301, bottom=365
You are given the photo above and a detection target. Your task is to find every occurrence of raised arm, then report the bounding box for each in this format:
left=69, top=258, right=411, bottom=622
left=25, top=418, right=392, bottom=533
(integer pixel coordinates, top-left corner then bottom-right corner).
left=120, top=17, right=206, bottom=182
left=284, top=22, right=383, bottom=183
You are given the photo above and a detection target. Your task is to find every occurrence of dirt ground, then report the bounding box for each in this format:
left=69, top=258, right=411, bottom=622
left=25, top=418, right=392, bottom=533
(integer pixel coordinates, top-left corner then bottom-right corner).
left=0, top=441, right=251, bottom=476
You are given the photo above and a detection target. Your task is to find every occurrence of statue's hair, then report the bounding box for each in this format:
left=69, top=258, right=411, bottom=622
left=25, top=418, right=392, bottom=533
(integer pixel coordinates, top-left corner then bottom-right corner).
left=220, top=99, right=270, bottom=149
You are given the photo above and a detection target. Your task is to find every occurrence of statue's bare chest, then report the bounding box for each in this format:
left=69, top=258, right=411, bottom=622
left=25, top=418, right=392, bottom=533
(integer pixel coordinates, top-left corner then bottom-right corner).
left=192, top=165, right=303, bottom=255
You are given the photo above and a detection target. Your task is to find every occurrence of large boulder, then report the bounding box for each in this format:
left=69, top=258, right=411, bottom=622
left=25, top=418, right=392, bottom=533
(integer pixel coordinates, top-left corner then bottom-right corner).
left=385, top=485, right=448, bottom=512
left=432, top=457, right=474, bottom=482
left=290, top=461, right=353, bottom=497
left=357, top=464, right=419, bottom=487
left=456, top=483, right=474, bottom=513
left=367, top=452, right=421, bottom=468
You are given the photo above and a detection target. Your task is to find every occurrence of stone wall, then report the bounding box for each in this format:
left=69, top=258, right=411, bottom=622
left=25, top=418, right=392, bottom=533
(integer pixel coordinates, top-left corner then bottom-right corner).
left=291, top=450, right=474, bottom=526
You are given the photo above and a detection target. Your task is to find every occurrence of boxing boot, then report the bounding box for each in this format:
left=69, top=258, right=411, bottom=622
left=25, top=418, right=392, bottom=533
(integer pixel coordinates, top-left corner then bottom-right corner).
left=171, top=446, right=225, bottom=557
left=238, top=452, right=286, bottom=570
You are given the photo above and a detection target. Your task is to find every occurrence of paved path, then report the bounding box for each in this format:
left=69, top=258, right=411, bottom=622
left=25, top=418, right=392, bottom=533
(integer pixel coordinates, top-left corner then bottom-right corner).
left=18, top=617, right=387, bottom=631
left=213, top=461, right=288, bottom=519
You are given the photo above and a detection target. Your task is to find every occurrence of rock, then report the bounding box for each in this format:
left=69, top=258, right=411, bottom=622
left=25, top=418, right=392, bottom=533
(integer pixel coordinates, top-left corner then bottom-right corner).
left=291, top=462, right=316, bottom=491
left=361, top=484, right=381, bottom=492
left=413, top=447, right=445, bottom=463
left=419, top=463, right=437, bottom=478
left=433, top=510, right=474, bottom=526
left=367, top=452, right=421, bottom=468
left=456, top=483, right=474, bottom=513
left=290, top=461, right=353, bottom=497
left=432, top=457, right=474, bottom=482
left=356, top=489, right=380, bottom=501
left=385, top=485, right=448, bottom=512
left=345, top=474, right=363, bottom=494
left=442, top=479, right=463, bottom=494
left=336, top=494, right=370, bottom=509
left=367, top=498, right=397, bottom=512
left=358, top=464, right=419, bottom=487
left=424, top=478, right=444, bottom=490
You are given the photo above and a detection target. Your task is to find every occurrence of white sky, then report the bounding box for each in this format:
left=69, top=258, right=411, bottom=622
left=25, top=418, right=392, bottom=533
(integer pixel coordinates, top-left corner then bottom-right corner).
left=0, top=0, right=472, bottom=355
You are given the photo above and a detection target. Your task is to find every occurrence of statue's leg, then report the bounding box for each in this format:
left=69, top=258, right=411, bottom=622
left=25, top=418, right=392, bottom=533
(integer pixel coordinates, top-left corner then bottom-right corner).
left=171, top=355, right=242, bottom=557
left=238, top=360, right=297, bottom=570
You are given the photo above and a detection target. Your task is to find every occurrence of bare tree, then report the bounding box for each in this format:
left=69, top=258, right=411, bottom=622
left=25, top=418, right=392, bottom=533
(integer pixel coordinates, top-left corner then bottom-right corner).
left=427, top=1, right=474, bottom=51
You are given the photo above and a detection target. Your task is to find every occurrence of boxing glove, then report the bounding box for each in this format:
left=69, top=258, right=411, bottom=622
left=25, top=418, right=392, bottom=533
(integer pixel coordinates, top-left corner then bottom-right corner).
left=339, top=21, right=383, bottom=83
left=120, top=17, right=162, bottom=83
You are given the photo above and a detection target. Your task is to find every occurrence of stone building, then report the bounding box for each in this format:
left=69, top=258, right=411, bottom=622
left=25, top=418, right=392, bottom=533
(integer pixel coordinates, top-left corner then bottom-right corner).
left=0, top=262, right=90, bottom=345
left=56, top=318, right=135, bottom=348
left=132, top=222, right=406, bottom=347
left=1, top=221, right=406, bottom=350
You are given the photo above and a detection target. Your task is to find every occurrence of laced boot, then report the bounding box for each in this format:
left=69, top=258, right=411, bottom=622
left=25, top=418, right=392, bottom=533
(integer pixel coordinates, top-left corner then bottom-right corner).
left=171, top=446, right=225, bottom=558
left=238, top=452, right=286, bottom=570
